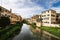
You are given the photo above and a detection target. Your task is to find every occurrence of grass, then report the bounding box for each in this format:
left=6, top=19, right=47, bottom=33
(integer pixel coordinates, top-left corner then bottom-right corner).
left=41, top=26, right=60, bottom=37
left=0, top=22, right=23, bottom=40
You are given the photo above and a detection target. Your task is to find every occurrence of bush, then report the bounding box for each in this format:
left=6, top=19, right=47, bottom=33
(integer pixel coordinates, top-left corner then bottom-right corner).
left=31, top=23, right=36, bottom=29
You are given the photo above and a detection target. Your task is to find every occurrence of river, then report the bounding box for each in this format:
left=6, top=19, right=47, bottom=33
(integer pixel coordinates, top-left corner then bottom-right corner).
left=13, top=24, right=37, bottom=40
left=13, top=24, right=60, bottom=40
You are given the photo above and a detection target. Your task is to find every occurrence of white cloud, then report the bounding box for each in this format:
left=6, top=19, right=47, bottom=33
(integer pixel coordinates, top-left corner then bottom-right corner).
left=13, top=6, right=44, bottom=18
left=51, top=7, right=60, bottom=13
left=0, top=0, right=44, bottom=18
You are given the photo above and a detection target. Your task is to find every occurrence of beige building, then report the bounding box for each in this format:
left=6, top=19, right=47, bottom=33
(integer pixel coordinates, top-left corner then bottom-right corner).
left=41, top=9, right=56, bottom=26
left=30, top=15, right=42, bottom=27
left=0, top=6, right=22, bottom=24
left=41, top=9, right=60, bottom=27
left=31, top=15, right=39, bottom=23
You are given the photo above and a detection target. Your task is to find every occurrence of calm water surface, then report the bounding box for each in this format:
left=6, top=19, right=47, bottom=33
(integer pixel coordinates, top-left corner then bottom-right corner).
left=13, top=24, right=59, bottom=40
left=13, top=24, right=36, bottom=40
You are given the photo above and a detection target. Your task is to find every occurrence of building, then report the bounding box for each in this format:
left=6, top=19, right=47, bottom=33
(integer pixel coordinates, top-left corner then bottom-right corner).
left=30, top=9, right=60, bottom=27
left=0, top=6, right=22, bottom=24
left=10, top=13, right=22, bottom=24
left=27, top=15, right=42, bottom=27
left=31, top=15, right=39, bottom=23
left=41, top=9, right=60, bottom=27
left=56, top=13, right=60, bottom=24
left=36, top=15, right=42, bottom=27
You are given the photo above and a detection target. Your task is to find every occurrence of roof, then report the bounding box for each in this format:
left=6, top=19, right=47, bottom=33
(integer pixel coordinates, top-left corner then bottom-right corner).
left=32, top=15, right=40, bottom=19
left=0, top=6, right=10, bottom=12
left=42, top=9, right=56, bottom=13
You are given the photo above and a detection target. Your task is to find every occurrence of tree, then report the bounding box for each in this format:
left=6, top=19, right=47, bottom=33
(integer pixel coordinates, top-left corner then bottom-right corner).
left=0, top=16, right=10, bottom=27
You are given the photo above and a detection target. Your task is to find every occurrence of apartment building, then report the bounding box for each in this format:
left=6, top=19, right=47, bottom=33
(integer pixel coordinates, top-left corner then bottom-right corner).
left=41, top=9, right=60, bottom=27
left=0, top=6, right=22, bottom=24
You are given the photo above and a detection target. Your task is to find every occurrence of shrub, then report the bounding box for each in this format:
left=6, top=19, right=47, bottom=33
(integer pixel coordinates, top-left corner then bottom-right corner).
left=31, top=23, right=36, bottom=29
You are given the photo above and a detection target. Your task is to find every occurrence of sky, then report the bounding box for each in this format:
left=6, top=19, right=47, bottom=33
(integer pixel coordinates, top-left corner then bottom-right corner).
left=0, top=0, right=60, bottom=18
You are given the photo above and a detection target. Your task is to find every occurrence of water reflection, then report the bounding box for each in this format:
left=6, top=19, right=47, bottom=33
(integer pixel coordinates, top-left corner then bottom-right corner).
left=13, top=24, right=60, bottom=40
left=13, top=24, right=33, bottom=40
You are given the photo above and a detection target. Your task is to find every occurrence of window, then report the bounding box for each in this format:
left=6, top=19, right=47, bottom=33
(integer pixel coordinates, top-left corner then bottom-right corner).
left=51, top=18, right=55, bottom=20
left=56, top=15, right=58, bottom=17
left=44, top=18, right=49, bottom=20
left=44, top=22, right=49, bottom=23
left=42, top=15, right=46, bottom=17
left=47, top=14, right=49, bottom=16
left=5, top=10, right=7, bottom=12
left=51, top=15, right=55, bottom=17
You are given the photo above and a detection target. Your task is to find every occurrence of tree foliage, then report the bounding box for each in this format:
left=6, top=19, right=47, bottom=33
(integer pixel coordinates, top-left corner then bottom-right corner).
left=0, top=16, right=10, bottom=27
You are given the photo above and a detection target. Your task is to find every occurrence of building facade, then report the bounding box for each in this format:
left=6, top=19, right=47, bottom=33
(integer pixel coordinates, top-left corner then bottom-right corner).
left=56, top=13, right=60, bottom=24
left=41, top=9, right=60, bottom=27
left=31, top=15, right=39, bottom=23
left=30, top=9, right=60, bottom=27
left=0, top=6, right=22, bottom=24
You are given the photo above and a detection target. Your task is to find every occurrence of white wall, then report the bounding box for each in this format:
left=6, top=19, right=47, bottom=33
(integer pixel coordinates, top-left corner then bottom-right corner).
left=36, top=22, right=41, bottom=27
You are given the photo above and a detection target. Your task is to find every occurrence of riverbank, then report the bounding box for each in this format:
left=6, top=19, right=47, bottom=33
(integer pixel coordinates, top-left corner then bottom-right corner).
left=29, top=24, right=60, bottom=40
left=0, top=22, right=23, bottom=40
left=41, top=26, right=60, bottom=38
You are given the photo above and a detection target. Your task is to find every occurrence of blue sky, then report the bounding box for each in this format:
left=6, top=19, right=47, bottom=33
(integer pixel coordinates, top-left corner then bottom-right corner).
left=0, top=0, right=60, bottom=18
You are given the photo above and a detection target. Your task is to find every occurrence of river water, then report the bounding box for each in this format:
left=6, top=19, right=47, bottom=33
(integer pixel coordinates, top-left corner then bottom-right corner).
left=13, top=24, right=37, bottom=40
left=13, top=24, right=60, bottom=40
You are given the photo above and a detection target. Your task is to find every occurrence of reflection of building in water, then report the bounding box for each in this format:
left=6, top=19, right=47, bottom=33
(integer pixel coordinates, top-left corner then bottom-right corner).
left=0, top=6, right=22, bottom=24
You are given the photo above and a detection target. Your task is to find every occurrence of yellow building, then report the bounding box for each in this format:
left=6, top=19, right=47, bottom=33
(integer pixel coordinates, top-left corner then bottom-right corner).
left=0, top=6, right=22, bottom=24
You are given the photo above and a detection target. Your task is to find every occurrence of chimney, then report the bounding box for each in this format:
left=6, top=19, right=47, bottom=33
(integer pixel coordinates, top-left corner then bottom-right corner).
left=10, top=9, right=12, bottom=13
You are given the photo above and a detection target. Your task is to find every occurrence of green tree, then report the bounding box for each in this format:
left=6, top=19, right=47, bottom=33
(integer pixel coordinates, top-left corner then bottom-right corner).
left=0, top=16, right=10, bottom=27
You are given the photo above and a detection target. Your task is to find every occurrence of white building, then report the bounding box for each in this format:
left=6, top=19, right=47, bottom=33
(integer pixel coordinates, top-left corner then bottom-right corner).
left=41, top=9, right=60, bottom=27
